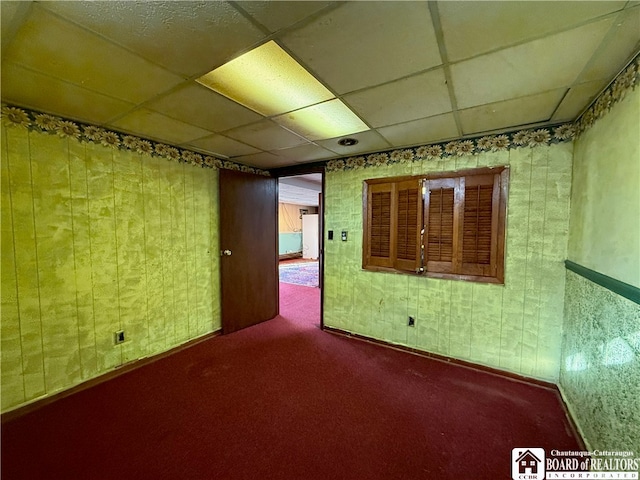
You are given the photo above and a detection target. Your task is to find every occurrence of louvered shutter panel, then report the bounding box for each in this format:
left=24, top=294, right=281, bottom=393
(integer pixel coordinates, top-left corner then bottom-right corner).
left=424, top=178, right=457, bottom=274
left=365, top=182, right=393, bottom=268
left=460, top=173, right=500, bottom=277
left=364, top=167, right=507, bottom=282
left=394, top=180, right=422, bottom=272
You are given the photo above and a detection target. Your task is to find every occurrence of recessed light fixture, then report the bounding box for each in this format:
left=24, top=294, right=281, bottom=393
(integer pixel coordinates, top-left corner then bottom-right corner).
left=338, top=138, right=359, bottom=146
left=196, top=40, right=369, bottom=141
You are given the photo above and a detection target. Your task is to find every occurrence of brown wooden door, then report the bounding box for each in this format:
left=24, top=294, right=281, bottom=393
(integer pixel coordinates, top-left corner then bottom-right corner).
left=219, top=169, right=278, bottom=333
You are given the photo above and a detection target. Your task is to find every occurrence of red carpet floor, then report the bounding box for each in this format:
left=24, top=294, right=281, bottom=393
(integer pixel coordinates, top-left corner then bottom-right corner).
left=2, top=283, right=582, bottom=479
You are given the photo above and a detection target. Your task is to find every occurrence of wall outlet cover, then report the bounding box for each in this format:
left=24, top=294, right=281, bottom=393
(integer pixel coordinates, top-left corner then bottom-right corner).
left=115, top=330, right=125, bottom=344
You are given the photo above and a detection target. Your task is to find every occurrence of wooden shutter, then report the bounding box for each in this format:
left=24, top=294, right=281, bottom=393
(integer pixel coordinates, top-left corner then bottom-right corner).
left=365, top=182, right=393, bottom=268
left=394, top=180, right=422, bottom=272
left=363, top=179, right=423, bottom=272
left=460, top=173, right=499, bottom=277
left=364, top=167, right=507, bottom=282
left=424, top=168, right=507, bottom=282
left=424, top=177, right=457, bottom=274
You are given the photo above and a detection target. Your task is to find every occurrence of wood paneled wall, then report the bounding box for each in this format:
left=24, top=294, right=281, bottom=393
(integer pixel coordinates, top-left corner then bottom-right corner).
left=1, top=127, right=220, bottom=412
left=324, top=143, right=573, bottom=381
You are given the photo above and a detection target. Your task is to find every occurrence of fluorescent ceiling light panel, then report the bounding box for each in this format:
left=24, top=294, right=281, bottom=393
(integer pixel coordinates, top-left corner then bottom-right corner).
left=274, top=99, right=369, bottom=141
left=197, top=41, right=334, bottom=116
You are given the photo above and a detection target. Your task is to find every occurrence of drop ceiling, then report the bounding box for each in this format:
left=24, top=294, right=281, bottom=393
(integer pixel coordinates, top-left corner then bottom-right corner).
left=2, top=1, right=638, bottom=170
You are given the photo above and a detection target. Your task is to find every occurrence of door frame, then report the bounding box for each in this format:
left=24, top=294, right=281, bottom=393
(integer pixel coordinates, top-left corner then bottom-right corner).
left=271, top=164, right=325, bottom=329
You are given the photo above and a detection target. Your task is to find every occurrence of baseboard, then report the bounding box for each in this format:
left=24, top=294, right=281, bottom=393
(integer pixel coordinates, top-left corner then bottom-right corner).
left=557, top=383, right=591, bottom=451
left=279, top=252, right=302, bottom=260
left=1, top=329, right=222, bottom=424
left=322, top=325, right=589, bottom=448
left=322, top=326, right=557, bottom=389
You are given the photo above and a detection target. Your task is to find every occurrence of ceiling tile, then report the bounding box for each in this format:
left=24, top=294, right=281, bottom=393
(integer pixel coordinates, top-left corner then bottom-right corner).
left=237, top=1, right=336, bottom=33
left=344, top=68, right=451, bottom=128
left=450, top=17, right=615, bottom=109
left=317, top=130, right=390, bottom=156
left=578, top=6, right=640, bottom=83
left=280, top=2, right=441, bottom=94
left=232, top=151, right=289, bottom=169
left=146, top=83, right=262, bottom=132
left=377, top=113, right=459, bottom=147
left=40, top=1, right=265, bottom=77
left=1, top=1, right=31, bottom=56
left=4, top=6, right=184, bottom=105
left=439, top=1, right=626, bottom=62
left=459, top=89, right=566, bottom=135
left=280, top=174, right=322, bottom=189
left=272, top=143, right=337, bottom=162
left=109, top=109, right=214, bottom=145
left=551, top=80, right=608, bottom=122
left=278, top=183, right=320, bottom=206
left=185, top=134, right=261, bottom=158
left=224, top=120, right=309, bottom=151
left=1, top=62, right=135, bottom=125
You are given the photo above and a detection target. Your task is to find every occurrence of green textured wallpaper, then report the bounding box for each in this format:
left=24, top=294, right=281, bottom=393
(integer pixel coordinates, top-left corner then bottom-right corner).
left=560, top=271, right=640, bottom=452
left=1, top=125, right=221, bottom=412
left=324, top=142, right=573, bottom=381
left=569, top=87, right=640, bottom=288
left=561, top=86, right=640, bottom=453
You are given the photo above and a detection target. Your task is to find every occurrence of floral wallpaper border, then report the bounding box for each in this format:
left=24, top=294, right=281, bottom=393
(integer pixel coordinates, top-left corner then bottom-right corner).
left=575, top=53, right=639, bottom=135
left=0, top=106, right=270, bottom=177
left=2, top=54, right=637, bottom=175
left=326, top=124, right=575, bottom=171
left=326, top=52, right=639, bottom=173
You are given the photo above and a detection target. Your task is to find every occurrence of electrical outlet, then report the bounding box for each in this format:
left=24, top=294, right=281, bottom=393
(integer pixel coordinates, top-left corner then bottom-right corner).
left=114, top=330, right=125, bottom=344
left=408, top=316, right=415, bottom=327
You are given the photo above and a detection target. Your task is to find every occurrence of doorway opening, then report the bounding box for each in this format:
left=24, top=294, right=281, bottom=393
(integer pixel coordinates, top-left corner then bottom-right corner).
left=278, top=173, right=323, bottom=329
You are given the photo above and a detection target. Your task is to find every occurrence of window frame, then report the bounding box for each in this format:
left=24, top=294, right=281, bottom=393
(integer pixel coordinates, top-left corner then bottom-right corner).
left=362, top=166, right=509, bottom=284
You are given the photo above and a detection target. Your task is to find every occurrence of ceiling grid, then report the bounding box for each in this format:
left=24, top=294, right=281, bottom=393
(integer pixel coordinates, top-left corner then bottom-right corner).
left=1, top=1, right=638, bottom=169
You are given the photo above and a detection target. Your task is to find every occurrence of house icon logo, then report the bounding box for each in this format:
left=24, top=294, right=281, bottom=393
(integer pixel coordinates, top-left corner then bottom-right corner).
left=511, top=448, right=545, bottom=480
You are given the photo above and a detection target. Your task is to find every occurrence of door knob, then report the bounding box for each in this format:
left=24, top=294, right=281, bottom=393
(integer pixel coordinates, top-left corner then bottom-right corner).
left=221, top=249, right=232, bottom=256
